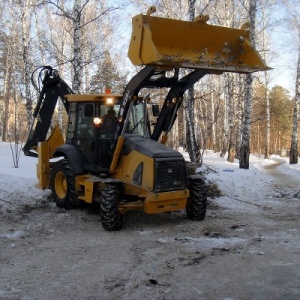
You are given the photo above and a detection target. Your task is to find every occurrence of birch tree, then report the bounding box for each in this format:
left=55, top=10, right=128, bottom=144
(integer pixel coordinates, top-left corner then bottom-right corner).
left=290, top=53, right=300, bottom=164
left=239, top=0, right=257, bottom=169
left=10, top=0, right=36, bottom=129
left=287, top=1, right=300, bottom=164
left=257, top=0, right=278, bottom=159
left=45, top=0, right=85, bottom=92
left=1, top=2, right=31, bottom=138
left=227, top=73, right=237, bottom=162
left=45, top=0, right=119, bottom=92
left=43, top=6, right=70, bottom=129
left=261, top=4, right=271, bottom=159
left=209, top=86, right=216, bottom=150
left=235, top=75, right=245, bottom=159
left=208, top=1, right=245, bottom=160
left=185, top=0, right=200, bottom=162
left=264, top=75, right=271, bottom=158
left=1, top=47, right=12, bottom=142
left=220, top=81, right=228, bottom=158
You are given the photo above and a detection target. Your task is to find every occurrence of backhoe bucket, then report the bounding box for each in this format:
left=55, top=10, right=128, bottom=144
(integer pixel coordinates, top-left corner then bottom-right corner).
left=128, top=13, right=270, bottom=73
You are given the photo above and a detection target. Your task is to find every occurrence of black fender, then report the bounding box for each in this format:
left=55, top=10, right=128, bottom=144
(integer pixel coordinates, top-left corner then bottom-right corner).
left=53, top=144, right=85, bottom=175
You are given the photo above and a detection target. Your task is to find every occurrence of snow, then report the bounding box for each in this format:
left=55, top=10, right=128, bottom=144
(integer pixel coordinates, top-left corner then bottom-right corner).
left=183, top=149, right=300, bottom=213
left=1, top=142, right=300, bottom=212
left=1, top=142, right=300, bottom=299
left=0, top=143, right=37, bottom=178
left=0, top=143, right=50, bottom=211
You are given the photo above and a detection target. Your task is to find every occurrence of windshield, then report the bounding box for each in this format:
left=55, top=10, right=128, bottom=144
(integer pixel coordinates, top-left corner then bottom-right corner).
left=99, top=104, right=120, bottom=117
left=126, top=102, right=150, bottom=137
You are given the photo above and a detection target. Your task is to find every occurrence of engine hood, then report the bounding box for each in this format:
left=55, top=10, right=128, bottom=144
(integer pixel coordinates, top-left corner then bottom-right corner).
left=123, top=135, right=183, bottom=158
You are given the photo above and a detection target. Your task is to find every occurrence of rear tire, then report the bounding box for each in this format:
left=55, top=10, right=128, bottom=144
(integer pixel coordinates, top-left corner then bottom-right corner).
left=186, top=176, right=207, bottom=221
left=100, top=184, right=123, bottom=231
left=50, top=159, right=80, bottom=209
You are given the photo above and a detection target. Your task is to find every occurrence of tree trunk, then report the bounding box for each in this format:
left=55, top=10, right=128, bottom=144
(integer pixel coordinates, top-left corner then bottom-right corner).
left=284, top=0, right=300, bottom=164
left=178, top=106, right=184, bottom=147
left=290, top=49, right=300, bottom=164
left=185, top=88, right=200, bottom=162
left=34, top=10, right=46, bottom=65
left=21, top=1, right=33, bottom=129
left=210, top=89, right=216, bottom=150
left=185, top=0, right=200, bottom=163
left=1, top=64, right=12, bottom=142
left=264, top=78, right=271, bottom=159
left=220, top=83, right=228, bottom=158
left=290, top=109, right=299, bottom=163
left=235, top=75, right=244, bottom=159
left=227, top=73, right=236, bottom=163
left=240, top=73, right=253, bottom=169
left=239, top=0, right=256, bottom=169
left=260, top=4, right=271, bottom=159
left=72, top=0, right=83, bottom=93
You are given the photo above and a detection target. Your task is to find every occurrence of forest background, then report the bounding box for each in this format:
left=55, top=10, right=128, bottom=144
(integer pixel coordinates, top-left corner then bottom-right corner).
left=0, top=0, right=299, bottom=167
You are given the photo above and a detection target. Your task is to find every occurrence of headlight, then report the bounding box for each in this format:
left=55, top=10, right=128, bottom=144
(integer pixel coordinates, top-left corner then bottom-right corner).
left=106, top=97, right=114, bottom=105
left=93, top=117, right=102, bottom=127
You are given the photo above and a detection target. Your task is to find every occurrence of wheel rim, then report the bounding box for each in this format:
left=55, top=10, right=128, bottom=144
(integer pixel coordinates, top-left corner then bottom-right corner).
left=55, top=171, right=67, bottom=199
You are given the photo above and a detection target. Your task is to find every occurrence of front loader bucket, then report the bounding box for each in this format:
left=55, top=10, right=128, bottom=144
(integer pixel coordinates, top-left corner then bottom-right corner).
left=128, top=13, right=270, bottom=73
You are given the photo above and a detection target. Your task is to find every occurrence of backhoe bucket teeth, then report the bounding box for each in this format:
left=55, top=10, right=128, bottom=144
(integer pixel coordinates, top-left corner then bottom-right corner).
left=128, top=14, right=270, bottom=73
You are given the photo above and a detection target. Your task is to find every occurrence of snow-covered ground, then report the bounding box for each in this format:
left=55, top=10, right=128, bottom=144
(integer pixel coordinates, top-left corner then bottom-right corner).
left=188, top=148, right=300, bottom=213
left=1, top=142, right=300, bottom=300
left=1, top=142, right=299, bottom=209
left=0, top=143, right=50, bottom=212
left=1, top=142, right=300, bottom=233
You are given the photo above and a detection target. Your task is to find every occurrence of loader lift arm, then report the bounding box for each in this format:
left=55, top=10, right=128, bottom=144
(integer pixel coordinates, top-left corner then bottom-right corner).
left=108, top=65, right=210, bottom=175
left=111, top=8, right=271, bottom=155
left=151, top=69, right=208, bottom=141
left=111, top=66, right=209, bottom=153
left=23, top=66, right=73, bottom=157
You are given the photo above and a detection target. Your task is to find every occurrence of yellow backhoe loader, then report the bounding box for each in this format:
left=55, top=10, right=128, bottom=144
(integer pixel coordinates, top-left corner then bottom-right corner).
left=23, top=7, right=269, bottom=230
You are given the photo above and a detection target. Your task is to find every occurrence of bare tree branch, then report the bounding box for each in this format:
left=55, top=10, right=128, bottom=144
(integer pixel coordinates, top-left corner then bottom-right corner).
left=81, top=6, right=120, bottom=28
left=44, top=0, right=74, bottom=21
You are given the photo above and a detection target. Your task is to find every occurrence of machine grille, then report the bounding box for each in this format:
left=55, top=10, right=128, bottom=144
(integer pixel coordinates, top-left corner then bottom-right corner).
left=154, top=158, right=186, bottom=192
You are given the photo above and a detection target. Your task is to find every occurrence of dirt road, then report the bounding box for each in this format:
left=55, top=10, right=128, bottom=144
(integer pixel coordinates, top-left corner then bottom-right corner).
left=1, top=161, right=300, bottom=300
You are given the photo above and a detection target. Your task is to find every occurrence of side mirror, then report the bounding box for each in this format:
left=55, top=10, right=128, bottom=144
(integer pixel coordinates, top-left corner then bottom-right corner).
left=152, top=104, right=160, bottom=117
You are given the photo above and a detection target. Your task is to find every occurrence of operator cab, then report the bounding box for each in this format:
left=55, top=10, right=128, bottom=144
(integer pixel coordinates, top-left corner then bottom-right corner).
left=64, top=93, right=159, bottom=174
left=65, top=94, right=123, bottom=172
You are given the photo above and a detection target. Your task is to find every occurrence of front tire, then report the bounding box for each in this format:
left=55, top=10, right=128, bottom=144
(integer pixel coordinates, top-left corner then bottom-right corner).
left=50, top=159, right=80, bottom=209
left=186, top=176, right=207, bottom=221
left=100, top=184, right=123, bottom=231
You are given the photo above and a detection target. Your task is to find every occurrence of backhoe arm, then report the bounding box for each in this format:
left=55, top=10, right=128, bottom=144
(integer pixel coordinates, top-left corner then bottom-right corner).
left=23, top=66, right=73, bottom=157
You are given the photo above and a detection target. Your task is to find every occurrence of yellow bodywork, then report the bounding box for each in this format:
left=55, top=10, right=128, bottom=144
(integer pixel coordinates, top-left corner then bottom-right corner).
left=36, top=141, right=50, bottom=189
left=109, top=136, right=125, bottom=174
left=74, top=147, right=189, bottom=214
left=112, top=147, right=189, bottom=214
left=113, top=149, right=155, bottom=193
left=35, top=127, right=189, bottom=214
left=118, top=189, right=188, bottom=214
left=36, top=125, right=64, bottom=189
left=143, top=190, right=188, bottom=214
left=128, top=12, right=270, bottom=73
left=65, top=94, right=123, bottom=103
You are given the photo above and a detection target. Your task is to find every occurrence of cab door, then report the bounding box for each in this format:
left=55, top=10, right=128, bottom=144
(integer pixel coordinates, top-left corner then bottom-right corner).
left=74, top=103, right=98, bottom=170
